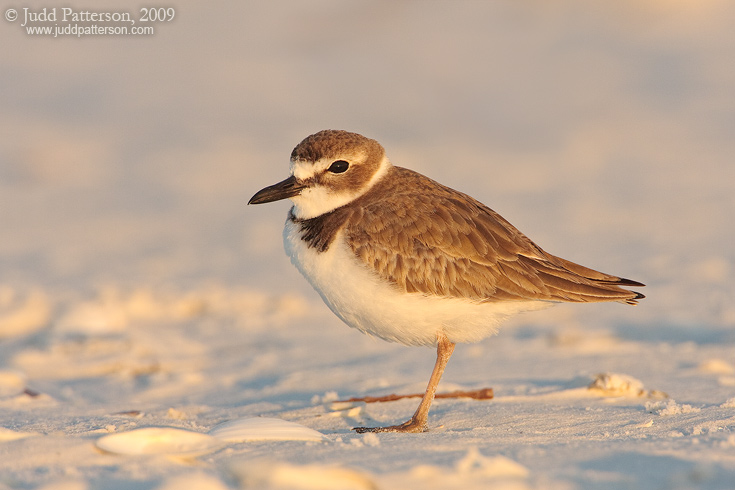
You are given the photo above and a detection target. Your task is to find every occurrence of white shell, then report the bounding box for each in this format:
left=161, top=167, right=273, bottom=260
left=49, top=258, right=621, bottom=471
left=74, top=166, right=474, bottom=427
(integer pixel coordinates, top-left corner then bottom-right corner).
left=587, top=373, right=646, bottom=397
left=208, top=417, right=325, bottom=442
left=95, top=427, right=222, bottom=457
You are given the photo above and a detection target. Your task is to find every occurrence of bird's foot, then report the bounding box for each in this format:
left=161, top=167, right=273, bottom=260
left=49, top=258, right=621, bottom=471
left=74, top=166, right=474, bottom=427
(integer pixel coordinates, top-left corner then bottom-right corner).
left=353, top=417, right=427, bottom=433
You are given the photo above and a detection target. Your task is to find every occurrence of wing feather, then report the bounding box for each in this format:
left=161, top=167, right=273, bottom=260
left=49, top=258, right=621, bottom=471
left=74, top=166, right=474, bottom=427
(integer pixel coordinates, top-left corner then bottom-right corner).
left=345, top=167, right=644, bottom=304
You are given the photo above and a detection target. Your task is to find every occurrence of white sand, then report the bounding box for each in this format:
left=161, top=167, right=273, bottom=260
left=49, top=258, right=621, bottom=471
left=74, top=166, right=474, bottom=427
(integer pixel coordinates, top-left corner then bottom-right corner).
left=1, top=1, right=734, bottom=488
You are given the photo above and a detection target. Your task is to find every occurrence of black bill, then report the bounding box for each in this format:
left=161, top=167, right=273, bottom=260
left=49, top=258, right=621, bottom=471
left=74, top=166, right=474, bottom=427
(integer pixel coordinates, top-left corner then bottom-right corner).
left=248, top=175, right=306, bottom=205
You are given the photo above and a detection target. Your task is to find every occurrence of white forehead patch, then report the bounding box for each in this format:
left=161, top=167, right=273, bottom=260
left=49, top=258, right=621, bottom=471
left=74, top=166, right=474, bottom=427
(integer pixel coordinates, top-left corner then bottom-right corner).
left=290, top=158, right=331, bottom=181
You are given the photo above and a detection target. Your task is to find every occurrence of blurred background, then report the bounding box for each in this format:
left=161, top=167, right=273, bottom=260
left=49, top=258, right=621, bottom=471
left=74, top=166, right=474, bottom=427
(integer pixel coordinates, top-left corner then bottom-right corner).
left=1, top=0, right=734, bottom=331
left=1, top=3, right=734, bottom=487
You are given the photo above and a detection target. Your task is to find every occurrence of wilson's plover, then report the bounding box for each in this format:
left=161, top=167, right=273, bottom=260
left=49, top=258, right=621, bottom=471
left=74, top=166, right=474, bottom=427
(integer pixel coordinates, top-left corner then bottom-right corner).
left=249, top=129, right=644, bottom=433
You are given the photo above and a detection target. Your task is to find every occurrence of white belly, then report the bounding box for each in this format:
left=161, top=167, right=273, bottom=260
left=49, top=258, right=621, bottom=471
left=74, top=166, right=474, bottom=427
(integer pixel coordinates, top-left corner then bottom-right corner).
left=283, top=219, right=551, bottom=347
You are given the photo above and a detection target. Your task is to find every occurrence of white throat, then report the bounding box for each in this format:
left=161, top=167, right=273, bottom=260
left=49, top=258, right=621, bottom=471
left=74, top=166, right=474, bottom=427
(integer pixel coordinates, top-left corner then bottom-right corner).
left=289, top=155, right=391, bottom=219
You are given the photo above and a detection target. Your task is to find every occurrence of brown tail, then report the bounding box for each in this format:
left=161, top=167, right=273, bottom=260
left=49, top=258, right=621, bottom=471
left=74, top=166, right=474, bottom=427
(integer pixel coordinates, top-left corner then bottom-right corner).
left=533, top=253, right=645, bottom=305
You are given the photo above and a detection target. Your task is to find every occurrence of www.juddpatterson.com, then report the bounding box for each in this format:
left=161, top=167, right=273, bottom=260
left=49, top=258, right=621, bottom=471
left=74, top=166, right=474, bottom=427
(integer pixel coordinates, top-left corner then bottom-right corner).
left=5, top=7, right=175, bottom=37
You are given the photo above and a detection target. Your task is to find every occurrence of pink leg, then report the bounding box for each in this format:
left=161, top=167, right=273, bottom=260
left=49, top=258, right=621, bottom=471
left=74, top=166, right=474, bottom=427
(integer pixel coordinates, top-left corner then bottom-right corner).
left=354, top=333, right=456, bottom=433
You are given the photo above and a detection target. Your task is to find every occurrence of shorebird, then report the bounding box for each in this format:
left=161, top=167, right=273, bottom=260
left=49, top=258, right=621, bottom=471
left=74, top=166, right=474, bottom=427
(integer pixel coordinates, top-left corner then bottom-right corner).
left=249, top=130, right=644, bottom=433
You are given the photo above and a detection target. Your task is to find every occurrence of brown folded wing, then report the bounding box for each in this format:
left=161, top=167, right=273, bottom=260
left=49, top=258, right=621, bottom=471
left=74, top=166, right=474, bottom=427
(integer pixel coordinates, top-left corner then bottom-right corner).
left=345, top=167, right=644, bottom=304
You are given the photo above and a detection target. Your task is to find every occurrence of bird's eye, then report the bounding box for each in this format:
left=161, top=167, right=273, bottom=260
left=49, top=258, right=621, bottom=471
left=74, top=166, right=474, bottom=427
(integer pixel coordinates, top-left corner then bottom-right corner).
left=328, top=160, right=349, bottom=174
